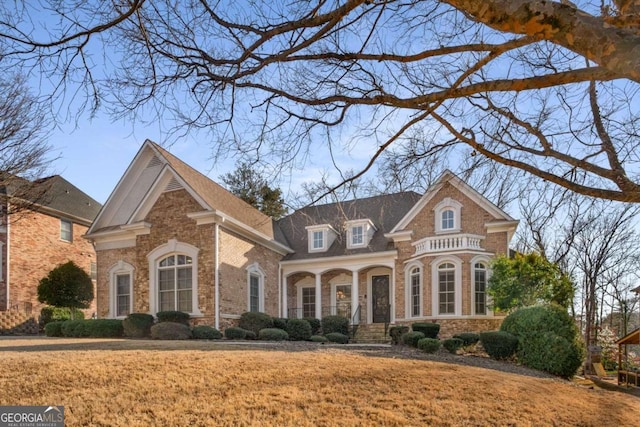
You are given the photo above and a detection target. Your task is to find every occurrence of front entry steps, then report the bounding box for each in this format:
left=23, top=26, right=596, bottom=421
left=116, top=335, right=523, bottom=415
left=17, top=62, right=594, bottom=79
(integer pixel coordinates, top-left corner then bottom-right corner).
left=351, top=323, right=391, bottom=344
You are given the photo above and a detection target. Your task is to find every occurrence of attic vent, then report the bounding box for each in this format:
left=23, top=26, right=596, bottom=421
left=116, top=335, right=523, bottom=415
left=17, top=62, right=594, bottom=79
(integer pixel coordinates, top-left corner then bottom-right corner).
left=165, top=177, right=183, bottom=192
left=146, top=155, right=163, bottom=168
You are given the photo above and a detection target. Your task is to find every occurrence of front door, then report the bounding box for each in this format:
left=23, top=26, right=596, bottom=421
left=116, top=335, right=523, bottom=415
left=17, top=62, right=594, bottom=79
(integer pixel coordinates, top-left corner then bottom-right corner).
left=371, top=275, right=390, bottom=323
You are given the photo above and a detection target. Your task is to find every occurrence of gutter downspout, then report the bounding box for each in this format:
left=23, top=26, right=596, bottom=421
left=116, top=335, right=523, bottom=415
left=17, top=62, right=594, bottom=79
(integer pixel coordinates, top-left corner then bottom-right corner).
left=278, top=264, right=282, bottom=317
left=215, top=222, right=220, bottom=330
left=5, top=201, right=10, bottom=310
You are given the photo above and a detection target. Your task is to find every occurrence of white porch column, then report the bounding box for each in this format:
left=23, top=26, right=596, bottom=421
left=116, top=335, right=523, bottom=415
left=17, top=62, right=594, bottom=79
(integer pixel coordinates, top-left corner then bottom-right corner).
left=351, top=271, right=359, bottom=325
left=315, top=273, right=322, bottom=319
left=282, top=271, right=288, bottom=318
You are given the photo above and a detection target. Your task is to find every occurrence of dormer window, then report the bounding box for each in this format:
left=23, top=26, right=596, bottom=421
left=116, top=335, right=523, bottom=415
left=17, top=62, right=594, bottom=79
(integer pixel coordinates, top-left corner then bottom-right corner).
left=346, top=219, right=376, bottom=249
left=434, top=198, right=462, bottom=234
left=306, top=224, right=337, bottom=253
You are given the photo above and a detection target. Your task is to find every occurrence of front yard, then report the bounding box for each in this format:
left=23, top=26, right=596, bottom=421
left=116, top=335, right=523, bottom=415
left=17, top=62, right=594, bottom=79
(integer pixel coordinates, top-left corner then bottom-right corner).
left=0, top=337, right=638, bottom=426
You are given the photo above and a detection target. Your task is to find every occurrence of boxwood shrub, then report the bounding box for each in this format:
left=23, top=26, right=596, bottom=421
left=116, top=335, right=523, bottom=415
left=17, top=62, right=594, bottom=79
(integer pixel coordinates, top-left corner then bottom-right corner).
left=417, top=338, right=441, bottom=353
left=453, top=332, right=480, bottom=347
left=192, top=325, right=223, bottom=340
left=156, top=311, right=190, bottom=325
left=61, top=320, right=89, bottom=337
left=480, top=331, right=518, bottom=360
left=273, top=317, right=288, bottom=330
left=442, top=338, right=464, bottom=354
left=224, top=326, right=247, bottom=340
left=389, top=326, right=410, bottom=345
left=123, top=313, right=155, bottom=338
left=402, top=331, right=426, bottom=347
left=39, top=306, right=84, bottom=329
left=87, top=319, right=124, bottom=338
left=44, top=321, right=65, bottom=337
left=244, top=329, right=257, bottom=340
left=239, top=312, right=274, bottom=335
left=310, top=335, right=328, bottom=343
left=321, top=315, right=349, bottom=335
left=325, top=332, right=349, bottom=344
left=303, top=317, right=321, bottom=335
left=286, top=318, right=312, bottom=341
left=412, top=322, right=440, bottom=339
left=150, top=322, right=192, bottom=340
left=259, top=328, right=289, bottom=341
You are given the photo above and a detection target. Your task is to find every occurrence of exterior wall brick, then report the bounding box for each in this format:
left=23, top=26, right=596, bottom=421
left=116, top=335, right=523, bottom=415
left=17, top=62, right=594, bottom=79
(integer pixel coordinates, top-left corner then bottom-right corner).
left=394, top=317, right=504, bottom=338
left=5, top=210, right=97, bottom=317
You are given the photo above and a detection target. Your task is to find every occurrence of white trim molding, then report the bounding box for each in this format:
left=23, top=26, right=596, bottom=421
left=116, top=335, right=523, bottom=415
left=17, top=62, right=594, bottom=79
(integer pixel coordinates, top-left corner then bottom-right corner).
left=108, top=260, right=135, bottom=319
left=246, top=262, right=266, bottom=313
left=404, top=260, right=424, bottom=319
left=431, top=255, right=463, bottom=317
left=470, top=255, right=493, bottom=317
left=433, top=197, right=463, bottom=234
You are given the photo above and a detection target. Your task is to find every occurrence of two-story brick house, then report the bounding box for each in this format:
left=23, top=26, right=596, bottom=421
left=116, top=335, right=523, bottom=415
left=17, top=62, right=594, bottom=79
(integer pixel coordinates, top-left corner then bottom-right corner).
left=0, top=175, right=101, bottom=316
left=87, top=140, right=518, bottom=336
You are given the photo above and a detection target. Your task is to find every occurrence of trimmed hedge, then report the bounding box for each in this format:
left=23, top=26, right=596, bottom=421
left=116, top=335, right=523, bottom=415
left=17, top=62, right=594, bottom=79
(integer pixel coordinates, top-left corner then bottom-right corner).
left=39, top=306, right=84, bottom=328
left=259, top=328, right=289, bottom=341
left=325, top=332, right=349, bottom=344
left=417, top=338, right=441, bottom=353
left=244, top=330, right=257, bottom=340
left=389, top=326, right=410, bottom=345
left=303, top=317, right=321, bottom=335
left=239, top=312, right=274, bottom=335
left=402, top=331, right=426, bottom=347
left=480, top=331, right=518, bottom=360
left=87, top=319, right=124, bottom=337
left=61, top=320, right=89, bottom=337
left=321, top=315, right=349, bottom=335
left=224, top=327, right=247, bottom=340
left=453, top=332, right=480, bottom=347
left=412, top=322, right=440, bottom=339
left=150, top=322, right=192, bottom=340
left=192, top=325, right=223, bottom=340
left=310, top=335, right=328, bottom=343
left=273, top=317, right=288, bottom=330
left=442, top=338, right=464, bottom=354
left=156, top=311, right=190, bottom=325
left=123, top=313, right=155, bottom=338
left=286, top=318, right=312, bottom=341
left=44, top=321, right=65, bottom=337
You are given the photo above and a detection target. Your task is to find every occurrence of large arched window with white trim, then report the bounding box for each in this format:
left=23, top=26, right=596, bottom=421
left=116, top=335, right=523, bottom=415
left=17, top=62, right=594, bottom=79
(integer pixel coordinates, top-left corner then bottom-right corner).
left=404, top=261, right=423, bottom=318
left=433, top=197, right=462, bottom=234
left=148, top=239, right=201, bottom=316
left=247, top=263, right=265, bottom=313
left=474, top=262, right=488, bottom=315
left=431, top=256, right=462, bottom=316
left=108, top=261, right=135, bottom=318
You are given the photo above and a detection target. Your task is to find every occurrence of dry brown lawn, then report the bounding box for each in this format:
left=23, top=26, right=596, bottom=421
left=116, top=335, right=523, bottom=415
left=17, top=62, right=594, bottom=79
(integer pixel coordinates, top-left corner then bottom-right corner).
left=0, top=338, right=638, bottom=426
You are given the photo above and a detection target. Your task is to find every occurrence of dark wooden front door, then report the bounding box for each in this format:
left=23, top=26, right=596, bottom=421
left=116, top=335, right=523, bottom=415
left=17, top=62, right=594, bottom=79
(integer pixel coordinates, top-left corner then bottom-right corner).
left=371, top=275, right=390, bottom=323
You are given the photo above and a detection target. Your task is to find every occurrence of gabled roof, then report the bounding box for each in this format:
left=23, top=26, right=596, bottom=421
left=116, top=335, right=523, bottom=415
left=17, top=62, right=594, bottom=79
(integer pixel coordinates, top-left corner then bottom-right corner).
left=616, top=328, right=640, bottom=345
left=87, top=139, right=281, bottom=247
left=390, top=170, right=516, bottom=233
left=277, top=191, right=422, bottom=261
left=33, top=175, right=102, bottom=223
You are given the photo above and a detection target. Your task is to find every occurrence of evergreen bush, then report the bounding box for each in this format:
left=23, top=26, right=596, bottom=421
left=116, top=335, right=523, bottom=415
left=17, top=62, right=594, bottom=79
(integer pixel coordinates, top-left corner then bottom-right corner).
left=325, top=332, right=349, bottom=344
left=192, top=325, right=223, bottom=340
left=310, top=335, right=328, bottom=343
left=239, top=312, right=273, bottom=335
left=453, top=332, right=480, bottom=347
left=321, top=315, right=349, bottom=335
left=273, top=317, right=288, bottom=330
left=389, top=325, right=410, bottom=345
left=39, top=306, right=84, bottom=329
left=480, top=331, right=518, bottom=360
left=224, top=327, right=247, bottom=340
left=303, top=317, right=321, bottom=335
left=286, top=318, right=312, bottom=341
left=44, top=321, right=65, bottom=337
left=156, top=311, right=190, bottom=325
left=402, top=331, right=426, bottom=347
left=417, top=338, right=441, bottom=353
left=412, top=322, right=440, bottom=338
left=259, top=328, right=289, bottom=341
left=442, top=338, right=464, bottom=354
left=87, top=319, right=124, bottom=337
left=123, top=313, right=155, bottom=338
left=150, top=322, right=192, bottom=340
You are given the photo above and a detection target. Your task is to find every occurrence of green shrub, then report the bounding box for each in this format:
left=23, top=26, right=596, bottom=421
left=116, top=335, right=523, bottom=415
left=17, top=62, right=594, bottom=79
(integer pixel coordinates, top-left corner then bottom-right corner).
left=286, top=318, right=312, bottom=341
left=259, top=328, right=289, bottom=341
left=303, top=317, right=321, bottom=335
left=39, top=306, right=84, bottom=329
left=123, top=313, right=155, bottom=338
left=192, top=325, right=222, bottom=340
left=325, top=332, right=349, bottom=344
left=417, top=338, right=441, bottom=353
left=150, top=322, right=192, bottom=340
left=44, top=321, right=65, bottom=337
left=310, top=335, right=328, bottom=343
left=273, top=317, right=288, bottom=330
left=389, top=326, right=410, bottom=345
left=321, top=315, right=349, bottom=335
left=453, top=332, right=480, bottom=347
left=500, top=304, right=585, bottom=378
left=239, top=312, right=274, bottom=335
left=480, top=331, right=518, bottom=360
left=412, top=322, right=440, bottom=339
left=442, top=338, right=464, bottom=354
left=402, top=331, right=426, bottom=347
left=87, top=319, right=124, bottom=338
left=244, top=329, right=257, bottom=340
left=224, top=327, right=247, bottom=340
left=156, top=311, right=190, bottom=325
left=61, top=320, right=89, bottom=337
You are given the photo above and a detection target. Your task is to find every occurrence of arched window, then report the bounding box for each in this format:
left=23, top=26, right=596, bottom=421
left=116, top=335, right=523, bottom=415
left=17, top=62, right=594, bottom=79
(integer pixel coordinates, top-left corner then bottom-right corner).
left=147, top=239, right=200, bottom=316
left=410, top=267, right=421, bottom=317
left=474, top=262, right=487, bottom=315
left=433, top=197, right=462, bottom=234
left=247, top=263, right=265, bottom=313
left=438, top=263, right=456, bottom=315
left=109, top=261, right=134, bottom=318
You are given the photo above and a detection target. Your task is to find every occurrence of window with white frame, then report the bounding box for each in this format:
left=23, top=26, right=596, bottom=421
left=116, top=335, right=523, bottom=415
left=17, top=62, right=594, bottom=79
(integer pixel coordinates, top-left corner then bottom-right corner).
left=109, top=261, right=134, bottom=318
left=312, top=230, right=324, bottom=250
left=410, top=267, right=421, bottom=317
left=333, top=284, right=352, bottom=317
left=302, top=287, right=315, bottom=318
left=346, top=219, right=376, bottom=249
left=306, top=224, right=337, bottom=253
left=438, top=262, right=456, bottom=315
left=247, top=264, right=265, bottom=313
left=158, top=254, right=193, bottom=312
left=433, top=198, right=462, bottom=234
left=351, top=225, right=364, bottom=246
left=474, top=262, right=487, bottom=315
left=60, top=219, right=73, bottom=242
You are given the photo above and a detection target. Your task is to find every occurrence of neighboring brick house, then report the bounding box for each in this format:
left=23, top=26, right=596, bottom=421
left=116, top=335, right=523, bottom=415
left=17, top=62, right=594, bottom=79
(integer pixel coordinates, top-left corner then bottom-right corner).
left=87, top=139, right=518, bottom=336
left=0, top=175, right=101, bottom=317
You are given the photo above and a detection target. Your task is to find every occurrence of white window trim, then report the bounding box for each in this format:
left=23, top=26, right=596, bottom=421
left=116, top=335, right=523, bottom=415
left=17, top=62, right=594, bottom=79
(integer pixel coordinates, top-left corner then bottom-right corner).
left=247, top=263, right=265, bottom=313
left=431, top=256, right=462, bottom=316
left=345, top=219, right=377, bottom=249
left=147, top=239, right=201, bottom=316
left=470, top=255, right=492, bottom=317
left=330, top=281, right=352, bottom=316
left=433, top=197, right=463, bottom=234
left=108, top=260, right=135, bottom=319
left=295, top=277, right=316, bottom=319
left=305, top=224, right=337, bottom=253
left=404, top=260, right=424, bottom=318
left=60, top=218, right=73, bottom=242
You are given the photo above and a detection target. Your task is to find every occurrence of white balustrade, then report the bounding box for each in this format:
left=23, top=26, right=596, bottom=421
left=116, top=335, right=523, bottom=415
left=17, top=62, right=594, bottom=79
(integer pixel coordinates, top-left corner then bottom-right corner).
left=413, top=234, right=484, bottom=255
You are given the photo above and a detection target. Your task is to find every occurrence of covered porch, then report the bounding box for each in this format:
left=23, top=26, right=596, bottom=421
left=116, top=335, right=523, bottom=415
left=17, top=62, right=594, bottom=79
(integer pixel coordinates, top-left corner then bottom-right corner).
left=617, top=328, right=640, bottom=387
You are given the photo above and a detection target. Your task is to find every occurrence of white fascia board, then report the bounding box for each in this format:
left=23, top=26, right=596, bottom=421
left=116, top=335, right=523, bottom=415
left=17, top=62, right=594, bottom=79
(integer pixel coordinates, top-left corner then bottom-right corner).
left=384, top=230, right=413, bottom=242
left=280, top=250, right=398, bottom=276
left=485, top=220, right=520, bottom=233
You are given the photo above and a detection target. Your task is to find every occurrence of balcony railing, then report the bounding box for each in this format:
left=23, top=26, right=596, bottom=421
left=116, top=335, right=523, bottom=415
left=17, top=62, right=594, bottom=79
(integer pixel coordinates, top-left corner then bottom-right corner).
left=413, top=233, right=484, bottom=255
left=288, top=304, right=352, bottom=320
